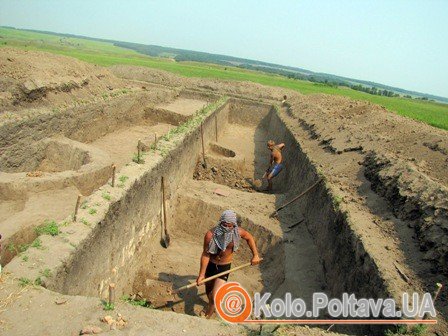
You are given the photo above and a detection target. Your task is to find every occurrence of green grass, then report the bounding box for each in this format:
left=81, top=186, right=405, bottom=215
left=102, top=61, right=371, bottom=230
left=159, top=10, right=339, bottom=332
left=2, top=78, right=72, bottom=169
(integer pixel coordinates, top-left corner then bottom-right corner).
left=1, top=27, right=447, bottom=130
left=121, top=295, right=153, bottom=308
left=101, top=301, right=115, bottom=311
left=35, top=220, right=59, bottom=236
left=18, top=277, right=31, bottom=287
left=102, top=192, right=112, bottom=201
left=31, top=238, right=43, bottom=249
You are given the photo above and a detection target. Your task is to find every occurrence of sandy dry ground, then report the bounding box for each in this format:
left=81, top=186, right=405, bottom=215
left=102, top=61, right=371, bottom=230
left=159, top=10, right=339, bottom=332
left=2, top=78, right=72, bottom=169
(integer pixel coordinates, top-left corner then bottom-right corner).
left=157, top=98, right=207, bottom=116
left=91, top=123, right=173, bottom=169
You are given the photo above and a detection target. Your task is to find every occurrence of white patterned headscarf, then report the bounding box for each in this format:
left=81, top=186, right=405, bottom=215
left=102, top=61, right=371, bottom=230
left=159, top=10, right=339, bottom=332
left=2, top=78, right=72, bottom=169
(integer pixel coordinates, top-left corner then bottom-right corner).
left=208, top=210, right=240, bottom=254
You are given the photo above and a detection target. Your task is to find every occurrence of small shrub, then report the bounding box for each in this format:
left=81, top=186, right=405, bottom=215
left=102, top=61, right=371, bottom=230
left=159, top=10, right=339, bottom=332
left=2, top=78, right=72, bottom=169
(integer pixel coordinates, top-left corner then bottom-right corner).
left=31, top=238, right=43, bottom=249
left=18, top=244, right=30, bottom=253
left=88, top=208, right=97, bottom=215
left=102, top=302, right=115, bottom=311
left=19, top=277, right=31, bottom=287
left=121, top=295, right=153, bottom=308
left=118, top=175, right=129, bottom=183
left=80, top=218, right=90, bottom=226
left=36, top=220, right=59, bottom=236
left=132, top=153, right=145, bottom=164
left=7, top=243, right=16, bottom=253
left=40, top=268, right=52, bottom=278
left=102, top=192, right=111, bottom=201
left=411, top=325, right=427, bottom=336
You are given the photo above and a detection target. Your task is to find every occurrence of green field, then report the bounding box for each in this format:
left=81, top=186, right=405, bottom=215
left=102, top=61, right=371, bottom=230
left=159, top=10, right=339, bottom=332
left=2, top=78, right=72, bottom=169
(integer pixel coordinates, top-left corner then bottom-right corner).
left=1, top=27, right=447, bottom=130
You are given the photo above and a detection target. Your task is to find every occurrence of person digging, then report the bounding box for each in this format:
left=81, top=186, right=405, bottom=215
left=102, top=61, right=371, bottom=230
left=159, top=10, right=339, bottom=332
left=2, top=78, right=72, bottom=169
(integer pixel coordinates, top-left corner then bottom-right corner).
left=196, top=210, right=261, bottom=319
left=262, top=140, right=285, bottom=192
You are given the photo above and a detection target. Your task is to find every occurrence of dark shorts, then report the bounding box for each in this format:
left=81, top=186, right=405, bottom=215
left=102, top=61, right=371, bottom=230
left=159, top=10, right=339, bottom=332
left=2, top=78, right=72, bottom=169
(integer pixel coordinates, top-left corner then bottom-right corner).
left=205, top=261, right=232, bottom=281
left=268, top=163, right=284, bottom=178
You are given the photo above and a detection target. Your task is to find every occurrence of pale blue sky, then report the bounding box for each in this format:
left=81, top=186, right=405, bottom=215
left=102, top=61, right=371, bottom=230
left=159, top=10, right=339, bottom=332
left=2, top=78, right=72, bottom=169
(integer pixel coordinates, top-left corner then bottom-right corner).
left=0, top=0, right=447, bottom=97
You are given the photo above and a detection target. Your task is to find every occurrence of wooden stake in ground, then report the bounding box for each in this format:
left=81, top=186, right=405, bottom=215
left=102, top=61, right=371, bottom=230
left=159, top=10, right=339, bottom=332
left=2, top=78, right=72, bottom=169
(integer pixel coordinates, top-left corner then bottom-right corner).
left=270, top=178, right=323, bottom=218
left=174, top=259, right=262, bottom=293
left=111, top=164, right=116, bottom=187
left=137, top=139, right=141, bottom=163
left=108, top=283, right=115, bottom=305
left=73, top=194, right=82, bottom=221
left=154, top=133, right=158, bottom=150
left=161, top=176, right=171, bottom=248
left=200, top=122, right=207, bottom=168
left=215, top=115, right=218, bottom=142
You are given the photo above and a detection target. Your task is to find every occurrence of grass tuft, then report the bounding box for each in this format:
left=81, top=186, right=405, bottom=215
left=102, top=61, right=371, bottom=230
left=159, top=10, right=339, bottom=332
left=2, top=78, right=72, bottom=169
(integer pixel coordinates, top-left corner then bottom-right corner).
left=35, top=220, right=59, bottom=236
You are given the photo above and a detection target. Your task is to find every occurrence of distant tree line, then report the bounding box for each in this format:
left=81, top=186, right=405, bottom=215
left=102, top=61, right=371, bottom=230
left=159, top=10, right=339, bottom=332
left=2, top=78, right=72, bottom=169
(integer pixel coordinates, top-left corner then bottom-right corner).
left=350, top=84, right=399, bottom=97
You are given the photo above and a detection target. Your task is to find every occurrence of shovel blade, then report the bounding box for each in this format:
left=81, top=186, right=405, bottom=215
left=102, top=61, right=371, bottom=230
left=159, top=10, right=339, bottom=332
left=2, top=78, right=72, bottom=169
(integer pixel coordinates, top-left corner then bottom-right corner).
left=161, top=233, right=171, bottom=248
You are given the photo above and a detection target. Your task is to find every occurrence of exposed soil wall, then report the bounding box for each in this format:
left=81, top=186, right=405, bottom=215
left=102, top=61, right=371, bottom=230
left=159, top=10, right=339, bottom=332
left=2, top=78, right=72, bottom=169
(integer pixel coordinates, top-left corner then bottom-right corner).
left=47, top=101, right=231, bottom=297
left=228, top=99, right=274, bottom=127
left=144, top=107, right=190, bottom=126
left=0, top=137, right=88, bottom=173
left=0, top=90, right=176, bottom=157
left=267, top=110, right=393, bottom=332
left=364, top=151, right=448, bottom=275
left=0, top=136, right=112, bottom=197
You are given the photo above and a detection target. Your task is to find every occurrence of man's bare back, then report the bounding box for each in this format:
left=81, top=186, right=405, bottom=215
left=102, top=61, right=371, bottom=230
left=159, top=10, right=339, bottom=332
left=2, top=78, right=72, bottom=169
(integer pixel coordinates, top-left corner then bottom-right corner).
left=270, top=145, right=284, bottom=164
left=263, top=140, right=286, bottom=192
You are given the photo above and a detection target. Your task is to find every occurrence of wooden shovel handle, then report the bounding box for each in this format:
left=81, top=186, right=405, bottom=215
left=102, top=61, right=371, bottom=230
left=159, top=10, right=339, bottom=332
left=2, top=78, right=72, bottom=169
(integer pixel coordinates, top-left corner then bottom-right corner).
left=161, top=177, right=168, bottom=235
left=174, top=259, right=263, bottom=293
left=274, top=178, right=322, bottom=213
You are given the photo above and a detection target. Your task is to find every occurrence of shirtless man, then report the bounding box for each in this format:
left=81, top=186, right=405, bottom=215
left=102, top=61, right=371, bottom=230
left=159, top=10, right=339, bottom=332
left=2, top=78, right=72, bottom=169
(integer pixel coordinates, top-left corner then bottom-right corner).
left=196, top=210, right=261, bottom=319
left=263, top=140, right=285, bottom=192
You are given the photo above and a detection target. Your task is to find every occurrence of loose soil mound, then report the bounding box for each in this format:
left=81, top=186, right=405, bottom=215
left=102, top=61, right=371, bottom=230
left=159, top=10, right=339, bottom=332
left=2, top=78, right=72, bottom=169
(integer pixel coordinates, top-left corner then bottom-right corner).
left=0, top=47, right=128, bottom=112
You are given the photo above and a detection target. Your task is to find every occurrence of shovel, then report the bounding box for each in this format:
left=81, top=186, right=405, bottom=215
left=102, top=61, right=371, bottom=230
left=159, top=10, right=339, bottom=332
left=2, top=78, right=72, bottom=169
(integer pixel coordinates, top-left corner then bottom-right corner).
left=270, top=179, right=322, bottom=218
left=161, top=176, right=171, bottom=248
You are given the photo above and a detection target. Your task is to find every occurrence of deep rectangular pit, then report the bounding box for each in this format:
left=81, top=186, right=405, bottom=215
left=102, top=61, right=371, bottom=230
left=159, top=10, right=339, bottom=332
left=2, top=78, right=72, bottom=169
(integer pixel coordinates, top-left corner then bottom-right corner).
left=5, top=98, right=394, bottom=334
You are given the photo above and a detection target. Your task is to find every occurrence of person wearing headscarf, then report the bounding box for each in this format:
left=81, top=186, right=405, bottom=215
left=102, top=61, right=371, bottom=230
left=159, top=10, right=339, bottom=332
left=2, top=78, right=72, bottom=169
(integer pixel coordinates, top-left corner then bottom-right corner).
left=196, top=210, right=261, bottom=319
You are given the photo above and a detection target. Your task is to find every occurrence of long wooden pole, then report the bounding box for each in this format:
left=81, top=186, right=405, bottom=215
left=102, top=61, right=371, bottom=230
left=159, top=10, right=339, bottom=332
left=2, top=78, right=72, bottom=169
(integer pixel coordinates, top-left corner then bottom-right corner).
left=270, top=179, right=322, bottom=217
left=174, top=259, right=262, bottom=293
left=161, top=176, right=170, bottom=247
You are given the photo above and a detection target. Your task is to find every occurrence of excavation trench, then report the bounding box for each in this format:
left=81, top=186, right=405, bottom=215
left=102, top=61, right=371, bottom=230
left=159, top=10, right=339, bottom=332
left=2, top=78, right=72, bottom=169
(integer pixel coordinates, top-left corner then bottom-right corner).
left=7, top=98, right=393, bottom=334
left=0, top=89, right=215, bottom=265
